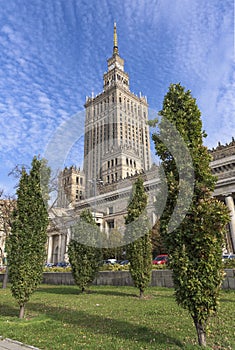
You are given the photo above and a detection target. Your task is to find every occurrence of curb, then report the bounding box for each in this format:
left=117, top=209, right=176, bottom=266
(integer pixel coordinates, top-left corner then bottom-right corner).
left=0, top=337, right=40, bottom=350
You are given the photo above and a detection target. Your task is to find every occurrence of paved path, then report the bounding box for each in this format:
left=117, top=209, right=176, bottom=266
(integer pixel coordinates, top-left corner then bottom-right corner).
left=0, top=338, right=40, bottom=350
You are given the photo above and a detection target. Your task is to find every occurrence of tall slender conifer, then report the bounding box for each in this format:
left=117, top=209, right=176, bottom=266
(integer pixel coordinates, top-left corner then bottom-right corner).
left=152, top=84, right=230, bottom=346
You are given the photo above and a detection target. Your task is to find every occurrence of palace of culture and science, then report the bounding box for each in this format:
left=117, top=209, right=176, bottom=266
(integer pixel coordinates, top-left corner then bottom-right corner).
left=57, top=23, right=151, bottom=205
left=46, top=24, right=235, bottom=264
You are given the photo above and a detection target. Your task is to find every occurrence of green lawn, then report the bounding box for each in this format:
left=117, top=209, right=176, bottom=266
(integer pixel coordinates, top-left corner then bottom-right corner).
left=0, top=285, right=234, bottom=350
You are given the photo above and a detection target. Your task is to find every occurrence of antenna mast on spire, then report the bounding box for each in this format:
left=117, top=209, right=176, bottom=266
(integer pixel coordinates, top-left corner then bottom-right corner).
left=113, top=22, right=118, bottom=55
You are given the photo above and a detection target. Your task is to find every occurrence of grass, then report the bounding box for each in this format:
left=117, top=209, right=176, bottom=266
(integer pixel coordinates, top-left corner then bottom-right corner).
left=0, top=285, right=234, bottom=350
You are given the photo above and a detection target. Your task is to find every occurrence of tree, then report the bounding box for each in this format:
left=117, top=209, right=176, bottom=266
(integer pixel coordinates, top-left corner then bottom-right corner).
left=124, top=177, right=152, bottom=298
left=6, top=157, right=49, bottom=318
left=68, top=209, right=102, bottom=292
left=151, top=220, right=166, bottom=257
left=152, top=83, right=230, bottom=346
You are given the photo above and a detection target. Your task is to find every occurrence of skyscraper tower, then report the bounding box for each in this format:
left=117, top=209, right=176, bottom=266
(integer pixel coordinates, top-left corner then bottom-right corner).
left=84, top=23, right=151, bottom=197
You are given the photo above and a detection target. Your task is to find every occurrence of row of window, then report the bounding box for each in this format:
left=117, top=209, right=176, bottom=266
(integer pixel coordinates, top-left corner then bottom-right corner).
left=107, top=158, right=118, bottom=168
left=87, top=95, right=147, bottom=119
left=107, top=158, right=137, bottom=169
left=107, top=173, right=118, bottom=183
left=104, top=74, right=128, bottom=87
left=76, top=176, right=83, bottom=185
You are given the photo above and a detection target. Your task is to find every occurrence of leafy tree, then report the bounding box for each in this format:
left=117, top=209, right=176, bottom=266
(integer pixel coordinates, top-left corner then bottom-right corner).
left=152, top=83, right=230, bottom=346
left=124, top=177, right=152, bottom=298
left=151, top=220, right=166, bottom=257
left=6, top=157, right=49, bottom=318
left=68, top=209, right=102, bottom=292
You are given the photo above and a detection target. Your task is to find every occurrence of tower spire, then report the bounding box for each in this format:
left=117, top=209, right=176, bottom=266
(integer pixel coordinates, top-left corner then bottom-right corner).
left=113, top=22, right=118, bottom=55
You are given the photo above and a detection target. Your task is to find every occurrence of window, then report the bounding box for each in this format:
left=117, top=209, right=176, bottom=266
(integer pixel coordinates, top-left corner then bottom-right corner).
left=108, top=220, right=114, bottom=230
left=108, top=207, right=113, bottom=214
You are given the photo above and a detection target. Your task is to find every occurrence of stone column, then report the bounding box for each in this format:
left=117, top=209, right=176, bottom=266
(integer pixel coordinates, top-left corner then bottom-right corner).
left=47, top=236, right=53, bottom=263
left=225, top=195, right=235, bottom=253
left=60, top=234, right=66, bottom=262
left=58, top=234, right=62, bottom=262
left=63, top=228, right=70, bottom=262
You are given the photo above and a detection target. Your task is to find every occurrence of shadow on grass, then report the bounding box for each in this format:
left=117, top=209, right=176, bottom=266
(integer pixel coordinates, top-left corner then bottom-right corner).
left=37, top=285, right=139, bottom=298
left=0, top=303, right=19, bottom=317
left=220, top=298, right=235, bottom=303
left=37, top=286, right=80, bottom=295
left=26, top=301, right=184, bottom=348
left=88, top=288, right=138, bottom=298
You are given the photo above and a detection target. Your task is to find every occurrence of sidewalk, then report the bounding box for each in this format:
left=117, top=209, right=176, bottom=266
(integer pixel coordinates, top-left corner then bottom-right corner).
left=0, top=338, right=40, bottom=350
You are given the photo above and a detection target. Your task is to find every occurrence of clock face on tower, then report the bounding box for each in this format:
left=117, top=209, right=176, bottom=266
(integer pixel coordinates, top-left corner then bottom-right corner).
left=109, top=62, right=123, bottom=71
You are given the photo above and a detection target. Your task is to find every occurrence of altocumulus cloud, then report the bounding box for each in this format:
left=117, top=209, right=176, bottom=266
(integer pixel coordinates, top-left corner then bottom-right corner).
left=0, top=0, right=234, bottom=194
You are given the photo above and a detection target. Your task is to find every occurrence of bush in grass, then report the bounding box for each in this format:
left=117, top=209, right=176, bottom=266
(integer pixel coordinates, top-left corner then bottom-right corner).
left=68, top=209, right=102, bottom=292
left=151, top=84, right=230, bottom=347
left=99, top=263, right=130, bottom=271
left=6, top=157, right=49, bottom=319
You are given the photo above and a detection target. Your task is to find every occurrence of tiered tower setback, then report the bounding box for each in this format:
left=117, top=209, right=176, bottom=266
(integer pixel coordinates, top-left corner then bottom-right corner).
left=84, top=23, right=151, bottom=197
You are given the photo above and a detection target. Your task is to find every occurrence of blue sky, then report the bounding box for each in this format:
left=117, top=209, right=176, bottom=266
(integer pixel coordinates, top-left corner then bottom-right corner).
left=0, top=0, right=234, bottom=194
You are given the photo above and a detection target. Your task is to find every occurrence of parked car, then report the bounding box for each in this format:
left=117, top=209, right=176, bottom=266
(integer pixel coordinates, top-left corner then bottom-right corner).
left=222, top=254, right=235, bottom=261
left=44, top=262, right=54, bottom=268
left=152, top=254, right=168, bottom=265
left=120, top=260, right=129, bottom=265
left=55, top=261, right=70, bottom=268
left=106, top=259, right=117, bottom=264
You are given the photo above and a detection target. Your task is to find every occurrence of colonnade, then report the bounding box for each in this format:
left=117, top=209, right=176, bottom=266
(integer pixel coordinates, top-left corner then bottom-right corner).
left=224, top=194, right=235, bottom=253
left=46, top=231, right=69, bottom=264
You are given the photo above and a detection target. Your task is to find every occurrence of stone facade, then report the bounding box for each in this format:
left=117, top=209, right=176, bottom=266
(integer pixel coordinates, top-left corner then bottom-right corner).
left=57, top=166, right=85, bottom=207
left=210, top=139, right=235, bottom=253
left=83, top=23, right=151, bottom=197
left=0, top=199, right=16, bottom=266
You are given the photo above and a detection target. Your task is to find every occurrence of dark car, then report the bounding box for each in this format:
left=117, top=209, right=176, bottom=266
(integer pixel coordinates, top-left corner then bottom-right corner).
left=152, top=254, right=168, bottom=265
left=120, top=260, right=129, bottom=265
left=56, top=261, right=70, bottom=268
left=222, top=254, right=235, bottom=261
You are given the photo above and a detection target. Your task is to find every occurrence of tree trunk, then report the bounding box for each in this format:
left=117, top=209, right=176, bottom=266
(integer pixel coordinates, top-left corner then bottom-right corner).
left=193, top=317, right=207, bottom=347
left=19, top=305, right=25, bottom=319
left=139, top=288, right=144, bottom=299
left=2, top=266, right=8, bottom=289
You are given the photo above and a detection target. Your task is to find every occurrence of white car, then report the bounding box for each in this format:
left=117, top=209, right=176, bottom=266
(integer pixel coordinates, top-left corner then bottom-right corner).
left=106, top=259, right=117, bottom=264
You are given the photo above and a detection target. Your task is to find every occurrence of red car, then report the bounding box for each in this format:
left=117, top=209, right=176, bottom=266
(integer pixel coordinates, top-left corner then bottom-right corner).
left=152, top=254, right=168, bottom=265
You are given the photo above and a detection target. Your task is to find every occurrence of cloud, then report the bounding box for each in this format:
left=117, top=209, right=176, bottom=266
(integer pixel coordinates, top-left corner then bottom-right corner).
left=0, top=0, right=233, bottom=194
